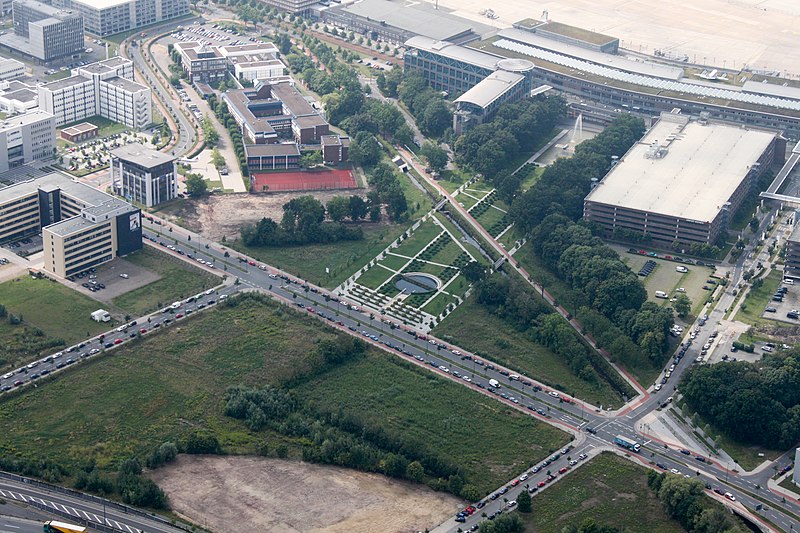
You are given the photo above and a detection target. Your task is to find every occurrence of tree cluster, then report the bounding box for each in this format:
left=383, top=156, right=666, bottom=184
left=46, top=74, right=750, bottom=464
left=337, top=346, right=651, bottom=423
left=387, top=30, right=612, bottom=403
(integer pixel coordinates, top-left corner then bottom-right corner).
left=648, top=472, right=744, bottom=532
left=397, top=73, right=452, bottom=138
left=240, top=195, right=364, bottom=247
left=477, top=513, right=524, bottom=533
left=454, top=96, right=566, bottom=181
left=681, top=351, right=800, bottom=449
left=531, top=216, right=674, bottom=364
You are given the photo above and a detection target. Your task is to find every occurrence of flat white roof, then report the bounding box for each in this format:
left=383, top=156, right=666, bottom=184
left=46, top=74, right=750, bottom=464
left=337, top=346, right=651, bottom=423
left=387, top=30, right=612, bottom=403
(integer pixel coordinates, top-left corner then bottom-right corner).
left=69, top=0, right=130, bottom=9
left=585, top=117, right=776, bottom=223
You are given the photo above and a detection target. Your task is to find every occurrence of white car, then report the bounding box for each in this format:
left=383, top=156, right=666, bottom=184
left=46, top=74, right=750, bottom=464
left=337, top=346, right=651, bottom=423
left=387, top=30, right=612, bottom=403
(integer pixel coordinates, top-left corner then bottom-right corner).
left=205, top=288, right=215, bottom=295
left=519, top=474, right=529, bottom=481
left=654, top=384, right=662, bottom=391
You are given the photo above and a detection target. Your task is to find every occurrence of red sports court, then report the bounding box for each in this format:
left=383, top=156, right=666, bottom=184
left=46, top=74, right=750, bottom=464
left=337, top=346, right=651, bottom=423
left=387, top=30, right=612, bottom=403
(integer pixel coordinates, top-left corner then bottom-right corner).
left=251, top=169, right=357, bottom=192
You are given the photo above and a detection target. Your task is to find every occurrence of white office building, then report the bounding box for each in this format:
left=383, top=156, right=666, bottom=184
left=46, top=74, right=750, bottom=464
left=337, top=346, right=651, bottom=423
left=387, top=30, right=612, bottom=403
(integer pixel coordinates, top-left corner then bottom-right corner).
left=53, top=0, right=189, bottom=37
left=0, top=58, right=25, bottom=81
left=0, top=109, right=55, bottom=171
left=37, top=57, right=151, bottom=129
left=37, top=75, right=95, bottom=126
left=110, top=143, right=177, bottom=207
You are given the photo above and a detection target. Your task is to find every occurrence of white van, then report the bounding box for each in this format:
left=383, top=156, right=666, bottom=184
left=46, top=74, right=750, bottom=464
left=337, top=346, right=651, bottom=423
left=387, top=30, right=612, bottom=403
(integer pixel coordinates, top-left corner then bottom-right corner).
left=676, top=266, right=688, bottom=273
left=783, top=278, right=794, bottom=285
left=655, top=290, right=668, bottom=299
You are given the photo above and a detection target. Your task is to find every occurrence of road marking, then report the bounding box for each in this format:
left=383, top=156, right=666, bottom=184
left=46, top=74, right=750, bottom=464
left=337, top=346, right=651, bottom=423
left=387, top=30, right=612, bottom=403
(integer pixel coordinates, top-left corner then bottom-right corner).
left=82, top=510, right=91, bottom=520
left=91, top=513, right=101, bottom=522
left=643, top=440, right=652, bottom=445
left=3, top=525, right=20, bottom=529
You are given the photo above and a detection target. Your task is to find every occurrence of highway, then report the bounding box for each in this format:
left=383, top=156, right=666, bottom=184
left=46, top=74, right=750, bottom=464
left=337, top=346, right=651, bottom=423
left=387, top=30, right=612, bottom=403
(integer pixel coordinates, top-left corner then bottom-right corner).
left=0, top=476, right=184, bottom=533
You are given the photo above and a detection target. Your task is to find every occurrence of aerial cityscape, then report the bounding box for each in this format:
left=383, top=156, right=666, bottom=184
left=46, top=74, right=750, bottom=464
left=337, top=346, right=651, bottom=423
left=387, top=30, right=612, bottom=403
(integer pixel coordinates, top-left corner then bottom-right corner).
left=0, top=0, right=799, bottom=532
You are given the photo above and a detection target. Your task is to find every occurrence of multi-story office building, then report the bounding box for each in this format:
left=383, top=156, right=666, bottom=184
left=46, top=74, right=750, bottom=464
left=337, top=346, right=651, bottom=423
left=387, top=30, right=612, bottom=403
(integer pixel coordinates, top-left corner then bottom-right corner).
left=53, top=0, right=188, bottom=37
left=37, top=75, right=95, bottom=125
left=97, top=76, right=151, bottom=128
left=173, top=41, right=228, bottom=84
left=177, top=41, right=287, bottom=84
left=37, top=57, right=151, bottom=129
left=0, top=58, right=25, bottom=81
left=259, top=0, right=315, bottom=15
left=110, top=143, right=177, bottom=207
left=0, top=171, right=141, bottom=277
left=784, top=224, right=800, bottom=281
left=0, top=109, right=55, bottom=172
left=583, top=113, right=784, bottom=247
left=3, top=0, right=84, bottom=62
left=0, top=80, right=39, bottom=114
left=223, top=81, right=329, bottom=144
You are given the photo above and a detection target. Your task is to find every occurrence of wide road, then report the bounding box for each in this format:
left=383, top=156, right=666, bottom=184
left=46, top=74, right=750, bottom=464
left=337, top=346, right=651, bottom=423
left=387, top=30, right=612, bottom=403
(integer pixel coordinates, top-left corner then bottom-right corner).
left=2, top=213, right=798, bottom=531
left=122, top=20, right=200, bottom=157
left=0, top=476, right=185, bottom=533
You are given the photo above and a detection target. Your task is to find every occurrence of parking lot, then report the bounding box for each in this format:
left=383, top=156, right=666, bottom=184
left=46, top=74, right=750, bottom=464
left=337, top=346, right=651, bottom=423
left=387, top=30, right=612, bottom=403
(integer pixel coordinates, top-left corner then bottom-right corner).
left=616, top=247, right=717, bottom=317
left=68, top=258, right=161, bottom=301
left=2, top=235, right=42, bottom=257
left=760, top=280, right=800, bottom=324
left=62, top=130, right=156, bottom=175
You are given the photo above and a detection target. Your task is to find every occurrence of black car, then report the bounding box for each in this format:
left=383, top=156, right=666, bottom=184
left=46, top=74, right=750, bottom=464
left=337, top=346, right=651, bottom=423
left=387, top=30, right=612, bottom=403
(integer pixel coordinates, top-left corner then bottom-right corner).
left=104, top=342, right=113, bottom=348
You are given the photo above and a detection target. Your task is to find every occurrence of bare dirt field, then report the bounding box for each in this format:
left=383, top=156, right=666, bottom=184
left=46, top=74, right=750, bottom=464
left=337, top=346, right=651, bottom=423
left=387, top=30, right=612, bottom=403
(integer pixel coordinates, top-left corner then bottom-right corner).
left=158, top=191, right=361, bottom=242
left=430, top=0, right=800, bottom=75
left=150, top=455, right=461, bottom=533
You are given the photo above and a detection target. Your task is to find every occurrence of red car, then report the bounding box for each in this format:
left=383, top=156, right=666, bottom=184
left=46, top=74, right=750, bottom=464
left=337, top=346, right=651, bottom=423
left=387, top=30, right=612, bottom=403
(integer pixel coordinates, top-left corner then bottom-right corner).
left=537, top=481, right=546, bottom=488
left=140, top=328, right=147, bottom=334
left=247, top=260, right=256, bottom=266
left=307, top=307, right=316, bottom=313
left=559, top=467, right=568, bottom=474
left=175, top=313, right=184, bottom=318
left=510, top=479, right=520, bottom=487
left=114, top=338, right=123, bottom=345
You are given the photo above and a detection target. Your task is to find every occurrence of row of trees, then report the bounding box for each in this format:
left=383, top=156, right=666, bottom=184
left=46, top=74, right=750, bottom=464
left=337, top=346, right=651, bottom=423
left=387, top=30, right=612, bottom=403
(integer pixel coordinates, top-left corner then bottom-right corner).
left=647, top=471, right=744, bottom=532
left=240, top=195, right=365, bottom=247
left=681, top=350, right=800, bottom=449
left=474, top=275, right=634, bottom=398
left=454, top=96, right=566, bottom=181
left=207, top=93, right=248, bottom=176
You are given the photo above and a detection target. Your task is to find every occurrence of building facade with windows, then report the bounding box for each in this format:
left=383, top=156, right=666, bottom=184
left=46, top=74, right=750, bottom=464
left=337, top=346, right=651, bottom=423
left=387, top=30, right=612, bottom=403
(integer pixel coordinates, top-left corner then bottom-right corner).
left=0, top=58, right=25, bottom=81
left=583, top=113, right=784, bottom=247
left=53, top=0, right=189, bottom=37
left=0, top=171, right=141, bottom=275
left=37, top=57, right=151, bottom=128
left=110, top=143, right=177, bottom=207
left=0, top=109, right=55, bottom=172
left=173, top=41, right=228, bottom=84
left=6, top=0, right=84, bottom=61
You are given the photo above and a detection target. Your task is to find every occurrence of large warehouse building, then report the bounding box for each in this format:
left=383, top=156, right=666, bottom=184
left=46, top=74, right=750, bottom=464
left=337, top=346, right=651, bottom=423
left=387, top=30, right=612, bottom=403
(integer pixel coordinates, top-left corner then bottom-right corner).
left=583, top=113, right=784, bottom=247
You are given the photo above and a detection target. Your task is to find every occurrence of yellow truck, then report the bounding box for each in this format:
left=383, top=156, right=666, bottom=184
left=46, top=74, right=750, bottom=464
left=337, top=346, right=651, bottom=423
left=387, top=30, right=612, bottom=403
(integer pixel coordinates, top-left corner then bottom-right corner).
left=43, top=521, right=86, bottom=533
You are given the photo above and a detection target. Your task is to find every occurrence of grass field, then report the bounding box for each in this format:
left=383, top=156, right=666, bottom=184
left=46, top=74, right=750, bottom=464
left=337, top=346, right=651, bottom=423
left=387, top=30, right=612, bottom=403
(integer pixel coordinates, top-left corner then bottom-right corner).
left=520, top=453, right=684, bottom=533
left=434, top=298, right=624, bottom=408
left=392, top=221, right=442, bottom=258
left=111, top=247, right=219, bottom=315
left=356, top=264, right=395, bottom=289
left=0, top=276, right=112, bottom=370
left=237, top=223, right=408, bottom=288
left=734, top=269, right=783, bottom=325
left=295, top=348, right=568, bottom=495
left=0, top=295, right=568, bottom=494
left=779, top=476, right=799, bottom=496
